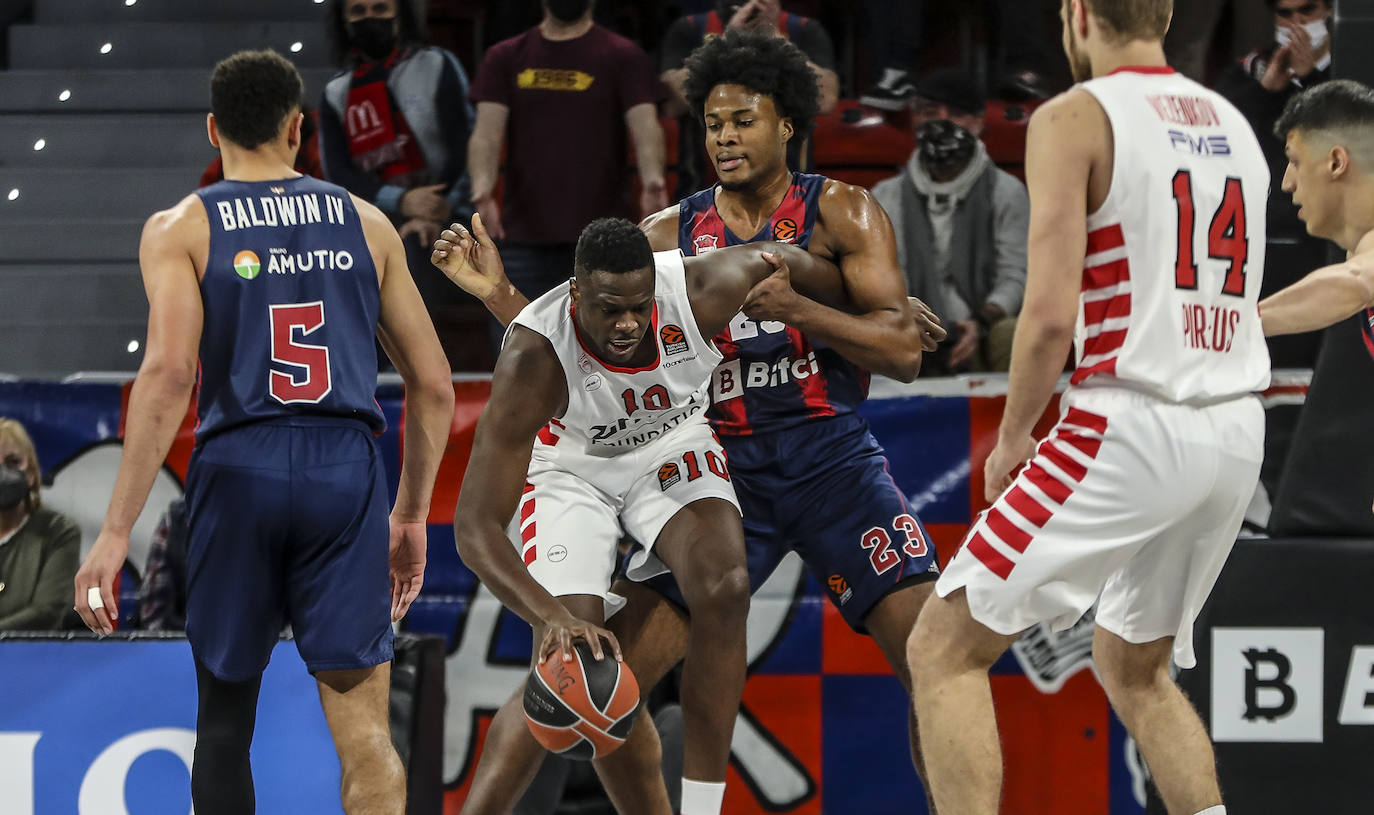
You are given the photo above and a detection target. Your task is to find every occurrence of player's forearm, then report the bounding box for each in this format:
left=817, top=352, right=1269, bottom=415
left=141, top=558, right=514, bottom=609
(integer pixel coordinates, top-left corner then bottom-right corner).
left=479, top=280, right=530, bottom=329
left=1000, top=320, right=1073, bottom=442
left=454, top=522, right=567, bottom=626
left=394, top=379, right=455, bottom=522
left=786, top=299, right=923, bottom=381
left=1259, top=263, right=1374, bottom=336
left=102, top=365, right=196, bottom=539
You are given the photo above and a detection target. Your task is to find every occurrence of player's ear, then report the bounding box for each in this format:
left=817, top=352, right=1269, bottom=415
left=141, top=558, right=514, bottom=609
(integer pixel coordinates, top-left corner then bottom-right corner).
left=569, top=277, right=581, bottom=306
left=286, top=110, right=304, bottom=152
left=779, top=116, right=793, bottom=146
left=1329, top=145, right=1350, bottom=180
left=206, top=113, right=221, bottom=149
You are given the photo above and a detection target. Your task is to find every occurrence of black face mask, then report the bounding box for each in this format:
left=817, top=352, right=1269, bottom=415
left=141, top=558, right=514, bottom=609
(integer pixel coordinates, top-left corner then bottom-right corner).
left=348, top=17, right=398, bottom=61
left=546, top=0, right=591, bottom=22
left=916, top=119, right=977, bottom=175
left=0, top=466, right=29, bottom=511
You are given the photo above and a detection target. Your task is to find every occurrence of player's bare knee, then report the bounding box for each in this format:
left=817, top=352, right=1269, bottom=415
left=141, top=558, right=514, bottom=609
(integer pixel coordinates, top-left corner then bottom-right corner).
left=686, top=561, right=750, bottom=621
left=1092, top=634, right=1172, bottom=704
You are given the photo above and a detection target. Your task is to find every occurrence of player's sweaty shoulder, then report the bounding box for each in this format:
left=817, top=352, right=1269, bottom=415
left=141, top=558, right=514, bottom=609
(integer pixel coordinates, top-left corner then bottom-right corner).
left=143, top=193, right=209, bottom=262
left=639, top=203, right=681, bottom=252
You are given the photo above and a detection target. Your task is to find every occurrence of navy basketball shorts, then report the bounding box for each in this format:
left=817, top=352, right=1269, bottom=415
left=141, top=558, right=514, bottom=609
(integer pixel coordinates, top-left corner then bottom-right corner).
left=183, top=417, right=393, bottom=681
left=642, top=413, right=939, bottom=633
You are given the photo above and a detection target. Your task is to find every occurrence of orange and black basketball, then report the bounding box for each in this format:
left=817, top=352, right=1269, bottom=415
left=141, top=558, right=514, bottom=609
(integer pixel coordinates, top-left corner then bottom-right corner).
left=523, top=641, right=641, bottom=760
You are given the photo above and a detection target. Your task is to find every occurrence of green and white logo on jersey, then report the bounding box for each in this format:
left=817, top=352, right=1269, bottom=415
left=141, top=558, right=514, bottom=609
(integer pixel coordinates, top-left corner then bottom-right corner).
left=233, top=250, right=261, bottom=280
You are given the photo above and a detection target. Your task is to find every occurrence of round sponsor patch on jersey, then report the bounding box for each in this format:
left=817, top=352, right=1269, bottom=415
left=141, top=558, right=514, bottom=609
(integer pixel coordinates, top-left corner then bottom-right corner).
left=233, top=250, right=261, bottom=280
left=583, top=373, right=603, bottom=392
left=547, top=545, right=568, bottom=563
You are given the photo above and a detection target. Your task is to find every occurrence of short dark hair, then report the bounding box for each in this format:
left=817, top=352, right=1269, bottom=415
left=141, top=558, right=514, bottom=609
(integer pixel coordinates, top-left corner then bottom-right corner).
left=683, top=29, right=821, bottom=137
left=575, top=218, right=654, bottom=277
left=209, top=50, right=303, bottom=150
left=1078, top=0, right=1172, bottom=42
left=1275, top=80, right=1374, bottom=140
left=325, top=0, right=427, bottom=65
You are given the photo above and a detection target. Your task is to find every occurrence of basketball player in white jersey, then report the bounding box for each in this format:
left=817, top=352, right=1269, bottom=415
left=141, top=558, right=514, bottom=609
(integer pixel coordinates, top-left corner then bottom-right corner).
left=907, top=2, right=1269, bottom=813
left=439, top=216, right=845, bottom=815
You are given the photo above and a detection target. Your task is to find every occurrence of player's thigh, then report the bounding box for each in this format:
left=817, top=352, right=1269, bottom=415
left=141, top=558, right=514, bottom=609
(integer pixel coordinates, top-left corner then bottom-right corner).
left=183, top=426, right=292, bottom=682
left=621, top=424, right=745, bottom=590
left=864, top=580, right=937, bottom=690
left=1097, top=397, right=1264, bottom=669
left=605, top=578, right=690, bottom=690
left=285, top=423, right=394, bottom=675
left=316, top=662, right=394, bottom=758
left=781, top=429, right=939, bottom=635
left=936, top=393, right=1198, bottom=637
left=518, top=465, right=623, bottom=605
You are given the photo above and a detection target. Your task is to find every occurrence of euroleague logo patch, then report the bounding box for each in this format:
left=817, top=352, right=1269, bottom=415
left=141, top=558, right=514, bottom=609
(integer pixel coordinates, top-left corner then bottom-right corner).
left=827, top=574, right=853, bottom=606
left=660, top=324, right=689, bottom=356
left=658, top=462, right=681, bottom=491
left=772, top=218, right=798, bottom=243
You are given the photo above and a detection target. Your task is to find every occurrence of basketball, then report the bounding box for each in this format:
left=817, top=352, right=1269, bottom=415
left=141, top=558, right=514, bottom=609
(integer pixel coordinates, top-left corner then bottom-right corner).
left=523, top=641, right=642, bottom=760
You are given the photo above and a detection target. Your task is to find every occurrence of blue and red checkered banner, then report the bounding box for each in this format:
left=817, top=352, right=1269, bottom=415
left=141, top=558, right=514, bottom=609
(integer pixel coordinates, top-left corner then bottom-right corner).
left=2, top=374, right=1305, bottom=813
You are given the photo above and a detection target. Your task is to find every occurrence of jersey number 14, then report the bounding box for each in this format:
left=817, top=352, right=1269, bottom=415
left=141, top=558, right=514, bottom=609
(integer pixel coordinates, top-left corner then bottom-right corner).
left=1172, top=171, right=1248, bottom=296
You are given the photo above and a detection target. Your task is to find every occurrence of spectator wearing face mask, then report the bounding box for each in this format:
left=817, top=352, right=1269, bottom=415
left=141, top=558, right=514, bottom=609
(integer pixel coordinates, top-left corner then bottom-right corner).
left=1218, top=0, right=1332, bottom=241
left=319, top=0, right=477, bottom=368
left=871, top=69, right=1027, bottom=375
left=0, top=418, right=81, bottom=631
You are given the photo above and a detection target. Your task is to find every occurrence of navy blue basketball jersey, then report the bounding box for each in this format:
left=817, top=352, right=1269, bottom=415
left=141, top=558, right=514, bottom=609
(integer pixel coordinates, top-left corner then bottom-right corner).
left=194, top=176, right=385, bottom=440
left=677, top=173, right=870, bottom=436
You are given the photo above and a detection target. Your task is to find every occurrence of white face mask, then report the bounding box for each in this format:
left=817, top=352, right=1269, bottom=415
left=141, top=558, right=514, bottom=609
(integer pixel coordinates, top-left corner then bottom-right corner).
left=1276, top=18, right=1330, bottom=51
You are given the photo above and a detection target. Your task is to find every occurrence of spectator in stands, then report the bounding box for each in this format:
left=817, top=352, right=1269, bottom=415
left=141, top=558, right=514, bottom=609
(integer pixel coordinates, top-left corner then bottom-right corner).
left=200, top=106, right=325, bottom=188
left=138, top=497, right=188, bottom=631
left=660, top=0, right=837, bottom=197
left=319, top=0, right=477, bottom=368
left=467, top=0, right=667, bottom=353
left=872, top=69, right=1027, bottom=374
left=860, top=1, right=1059, bottom=111
left=0, top=418, right=80, bottom=631
left=1218, top=0, right=1332, bottom=240
left=1164, top=0, right=1273, bottom=83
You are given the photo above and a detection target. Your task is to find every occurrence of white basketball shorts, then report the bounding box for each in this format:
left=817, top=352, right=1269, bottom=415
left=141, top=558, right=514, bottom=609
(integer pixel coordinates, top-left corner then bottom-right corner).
left=937, top=386, right=1264, bottom=668
left=509, top=417, right=740, bottom=607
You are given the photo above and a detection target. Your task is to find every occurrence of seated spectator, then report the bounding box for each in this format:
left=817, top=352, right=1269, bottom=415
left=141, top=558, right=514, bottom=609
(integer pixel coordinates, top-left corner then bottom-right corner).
left=138, top=497, right=188, bottom=631
left=467, top=0, right=667, bottom=354
left=319, top=0, right=477, bottom=368
left=1216, top=0, right=1332, bottom=368
left=0, top=418, right=80, bottom=631
left=200, top=106, right=325, bottom=188
left=872, top=69, right=1027, bottom=374
left=660, top=0, right=837, bottom=197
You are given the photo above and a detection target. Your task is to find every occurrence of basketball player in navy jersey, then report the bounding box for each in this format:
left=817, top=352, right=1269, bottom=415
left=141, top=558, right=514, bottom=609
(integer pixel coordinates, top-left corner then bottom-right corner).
left=433, top=29, right=947, bottom=814
left=73, top=50, right=455, bottom=815
left=434, top=217, right=847, bottom=815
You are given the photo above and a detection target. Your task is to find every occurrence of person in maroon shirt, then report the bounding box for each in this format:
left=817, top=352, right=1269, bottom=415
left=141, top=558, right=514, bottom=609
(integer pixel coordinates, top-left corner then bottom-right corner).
left=467, top=0, right=667, bottom=356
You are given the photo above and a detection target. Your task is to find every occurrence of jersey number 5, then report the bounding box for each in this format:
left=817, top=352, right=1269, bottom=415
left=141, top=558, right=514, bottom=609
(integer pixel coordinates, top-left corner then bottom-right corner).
left=269, top=301, right=333, bottom=404
left=1172, top=171, right=1248, bottom=296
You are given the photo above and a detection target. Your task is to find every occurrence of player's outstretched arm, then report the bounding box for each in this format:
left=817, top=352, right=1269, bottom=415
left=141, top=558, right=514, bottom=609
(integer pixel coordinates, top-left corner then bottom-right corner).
left=432, top=213, right=529, bottom=328
left=369, top=202, right=457, bottom=619
left=682, top=241, right=846, bottom=338
left=761, top=182, right=926, bottom=381
left=1259, top=242, right=1374, bottom=335
left=453, top=328, right=582, bottom=629
left=75, top=197, right=206, bottom=634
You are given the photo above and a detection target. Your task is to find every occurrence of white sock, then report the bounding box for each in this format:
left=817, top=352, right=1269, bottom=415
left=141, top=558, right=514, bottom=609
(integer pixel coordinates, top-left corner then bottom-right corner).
left=680, top=778, right=725, bottom=815
left=1193, top=807, right=1226, bottom=815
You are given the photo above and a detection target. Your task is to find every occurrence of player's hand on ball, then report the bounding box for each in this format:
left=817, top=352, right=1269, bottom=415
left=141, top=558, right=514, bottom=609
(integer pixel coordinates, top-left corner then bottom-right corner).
left=540, top=611, right=623, bottom=665
left=388, top=517, right=427, bottom=621
left=908, top=296, right=947, bottom=351
left=983, top=434, right=1036, bottom=504
left=742, top=251, right=800, bottom=323
left=74, top=532, right=127, bottom=635
left=431, top=213, right=507, bottom=300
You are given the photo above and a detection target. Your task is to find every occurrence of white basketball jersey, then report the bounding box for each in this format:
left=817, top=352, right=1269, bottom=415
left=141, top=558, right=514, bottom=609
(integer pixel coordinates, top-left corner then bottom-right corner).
left=510, top=250, right=722, bottom=458
left=1074, top=68, right=1271, bottom=403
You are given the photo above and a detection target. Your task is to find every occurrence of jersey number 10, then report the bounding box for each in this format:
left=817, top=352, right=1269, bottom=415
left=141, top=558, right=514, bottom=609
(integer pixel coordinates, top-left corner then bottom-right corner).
left=1172, top=171, right=1248, bottom=296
